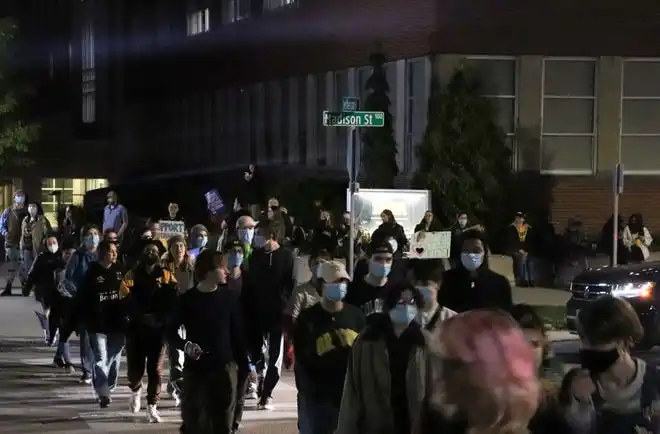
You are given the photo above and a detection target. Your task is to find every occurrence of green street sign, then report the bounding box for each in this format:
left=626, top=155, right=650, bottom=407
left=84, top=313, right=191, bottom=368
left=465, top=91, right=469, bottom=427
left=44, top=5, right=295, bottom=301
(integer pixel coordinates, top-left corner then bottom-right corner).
left=322, top=111, right=385, bottom=127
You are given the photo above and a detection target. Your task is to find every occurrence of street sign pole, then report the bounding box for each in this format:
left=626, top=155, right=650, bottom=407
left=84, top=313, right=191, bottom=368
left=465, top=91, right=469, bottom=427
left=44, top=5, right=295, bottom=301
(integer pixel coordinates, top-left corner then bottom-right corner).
left=326, top=96, right=384, bottom=276
left=612, top=163, right=624, bottom=266
left=348, top=126, right=358, bottom=276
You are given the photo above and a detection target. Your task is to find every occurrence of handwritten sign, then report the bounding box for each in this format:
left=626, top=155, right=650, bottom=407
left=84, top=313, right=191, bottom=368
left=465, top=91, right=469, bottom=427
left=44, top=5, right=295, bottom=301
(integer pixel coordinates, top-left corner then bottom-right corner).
left=406, top=231, right=451, bottom=259
left=159, top=220, right=186, bottom=240
left=204, top=189, right=225, bottom=215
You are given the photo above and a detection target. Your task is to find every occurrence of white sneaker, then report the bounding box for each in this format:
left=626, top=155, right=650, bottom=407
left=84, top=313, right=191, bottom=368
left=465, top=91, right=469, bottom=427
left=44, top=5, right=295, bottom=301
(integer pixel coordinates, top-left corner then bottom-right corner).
left=256, top=397, right=274, bottom=411
left=171, top=390, right=181, bottom=407
left=245, top=381, right=258, bottom=400
left=129, top=389, right=141, bottom=413
left=146, top=404, right=162, bottom=423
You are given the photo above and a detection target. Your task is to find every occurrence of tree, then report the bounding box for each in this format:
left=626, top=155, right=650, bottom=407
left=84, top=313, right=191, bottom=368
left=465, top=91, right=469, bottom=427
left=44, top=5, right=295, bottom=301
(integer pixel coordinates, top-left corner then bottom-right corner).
left=0, top=19, right=39, bottom=168
left=361, top=51, right=398, bottom=188
left=412, top=68, right=512, bottom=226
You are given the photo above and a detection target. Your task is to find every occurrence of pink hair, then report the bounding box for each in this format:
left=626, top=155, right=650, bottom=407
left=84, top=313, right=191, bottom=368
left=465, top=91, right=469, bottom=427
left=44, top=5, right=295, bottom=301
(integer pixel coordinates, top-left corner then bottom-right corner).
left=428, top=309, right=540, bottom=432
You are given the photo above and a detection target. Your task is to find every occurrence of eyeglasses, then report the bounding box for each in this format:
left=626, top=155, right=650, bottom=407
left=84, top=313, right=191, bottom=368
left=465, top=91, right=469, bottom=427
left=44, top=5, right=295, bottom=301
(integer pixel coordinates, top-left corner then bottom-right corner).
left=396, top=299, right=417, bottom=306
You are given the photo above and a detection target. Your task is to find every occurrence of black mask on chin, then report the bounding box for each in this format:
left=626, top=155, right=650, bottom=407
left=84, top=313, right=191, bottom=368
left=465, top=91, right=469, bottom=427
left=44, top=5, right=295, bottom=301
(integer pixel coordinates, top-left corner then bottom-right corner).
left=579, top=348, right=620, bottom=375
left=143, top=253, right=159, bottom=266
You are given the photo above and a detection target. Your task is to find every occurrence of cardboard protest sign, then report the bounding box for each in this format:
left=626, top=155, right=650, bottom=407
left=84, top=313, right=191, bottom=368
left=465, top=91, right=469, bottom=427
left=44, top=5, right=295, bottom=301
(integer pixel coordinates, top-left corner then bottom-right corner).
left=406, top=231, right=451, bottom=259
left=204, top=189, right=225, bottom=215
left=159, top=220, right=186, bottom=240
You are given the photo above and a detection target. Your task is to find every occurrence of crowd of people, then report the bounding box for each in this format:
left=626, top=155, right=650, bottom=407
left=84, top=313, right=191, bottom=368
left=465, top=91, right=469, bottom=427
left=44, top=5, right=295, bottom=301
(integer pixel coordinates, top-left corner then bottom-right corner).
left=1, top=185, right=659, bottom=434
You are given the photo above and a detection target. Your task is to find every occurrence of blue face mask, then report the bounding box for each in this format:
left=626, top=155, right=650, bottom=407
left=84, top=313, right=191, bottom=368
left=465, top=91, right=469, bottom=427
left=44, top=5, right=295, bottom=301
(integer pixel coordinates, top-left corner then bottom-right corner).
left=197, top=236, right=208, bottom=249
left=324, top=282, right=348, bottom=301
left=85, top=234, right=100, bottom=248
left=460, top=252, right=484, bottom=271
left=369, top=261, right=391, bottom=278
left=228, top=252, right=244, bottom=268
left=238, top=228, right=254, bottom=244
left=389, top=304, right=418, bottom=326
left=253, top=235, right=265, bottom=248
left=14, top=195, right=25, bottom=205
left=418, top=287, right=434, bottom=304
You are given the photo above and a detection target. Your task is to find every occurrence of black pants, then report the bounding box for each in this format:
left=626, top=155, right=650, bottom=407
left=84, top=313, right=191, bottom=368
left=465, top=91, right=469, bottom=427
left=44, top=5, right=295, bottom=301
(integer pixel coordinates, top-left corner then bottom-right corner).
left=126, top=334, right=166, bottom=405
left=249, top=321, right=283, bottom=400
left=181, top=363, right=237, bottom=434
left=232, top=363, right=250, bottom=430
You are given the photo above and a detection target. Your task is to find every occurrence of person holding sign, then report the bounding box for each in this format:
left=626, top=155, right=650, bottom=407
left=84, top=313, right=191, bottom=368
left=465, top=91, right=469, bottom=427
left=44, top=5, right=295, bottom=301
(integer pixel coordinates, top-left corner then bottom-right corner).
left=439, top=230, right=513, bottom=314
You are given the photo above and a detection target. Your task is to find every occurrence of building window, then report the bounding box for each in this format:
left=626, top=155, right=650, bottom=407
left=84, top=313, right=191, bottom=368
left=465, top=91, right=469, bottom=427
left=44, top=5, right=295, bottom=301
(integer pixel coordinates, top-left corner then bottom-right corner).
left=297, top=76, right=307, bottom=164
left=81, top=20, right=95, bottom=123
left=404, top=59, right=425, bottom=173
left=186, top=8, right=210, bottom=35
left=621, top=59, right=660, bottom=173
left=541, top=58, right=596, bottom=174
left=41, top=178, right=108, bottom=228
left=316, top=74, right=327, bottom=166
left=464, top=57, right=517, bottom=169
left=223, top=0, right=250, bottom=23
left=263, top=0, right=296, bottom=10
left=281, top=79, right=290, bottom=163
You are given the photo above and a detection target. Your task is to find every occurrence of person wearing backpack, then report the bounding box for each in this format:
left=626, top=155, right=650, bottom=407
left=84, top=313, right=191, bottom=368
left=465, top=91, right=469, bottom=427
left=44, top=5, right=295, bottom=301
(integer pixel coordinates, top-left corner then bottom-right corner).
left=560, top=295, right=660, bottom=434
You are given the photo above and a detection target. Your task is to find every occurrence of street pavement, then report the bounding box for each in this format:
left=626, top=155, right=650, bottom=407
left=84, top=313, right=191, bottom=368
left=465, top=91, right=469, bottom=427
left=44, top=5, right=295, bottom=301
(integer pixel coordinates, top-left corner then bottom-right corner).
left=0, top=293, right=297, bottom=433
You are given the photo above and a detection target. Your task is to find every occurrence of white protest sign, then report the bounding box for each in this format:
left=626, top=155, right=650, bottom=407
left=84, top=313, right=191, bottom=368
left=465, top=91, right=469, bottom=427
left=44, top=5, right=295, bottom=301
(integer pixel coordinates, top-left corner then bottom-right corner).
left=406, top=231, right=451, bottom=259
left=159, top=220, right=186, bottom=240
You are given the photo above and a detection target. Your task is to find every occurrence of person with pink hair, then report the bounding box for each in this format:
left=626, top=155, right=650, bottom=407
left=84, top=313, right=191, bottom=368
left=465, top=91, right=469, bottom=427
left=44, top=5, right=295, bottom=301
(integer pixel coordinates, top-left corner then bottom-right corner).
left=418, top=309, right=573, bottom=434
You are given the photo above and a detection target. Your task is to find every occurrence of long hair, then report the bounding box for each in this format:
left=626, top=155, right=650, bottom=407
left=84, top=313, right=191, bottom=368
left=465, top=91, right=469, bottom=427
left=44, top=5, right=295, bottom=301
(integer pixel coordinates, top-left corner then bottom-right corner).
left=426, top=309, right=539, bottom=433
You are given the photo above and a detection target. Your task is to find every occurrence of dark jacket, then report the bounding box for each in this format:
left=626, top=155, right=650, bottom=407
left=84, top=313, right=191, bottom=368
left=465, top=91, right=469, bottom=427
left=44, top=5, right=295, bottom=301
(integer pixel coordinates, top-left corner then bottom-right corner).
left=122, top=265, right=178, bottom=338
left=25, top=250, right=66, bottom=304
left=414, top=219, right=442, bottom=233
left=372, top=221, right=408, bottom=254
left=508, top=223, right=535, bottom=255
left=439, top=262, right=513, bottom=313
left=72, top=262, right=130, bottom=334
left=311, top=224, right=339, bottom=254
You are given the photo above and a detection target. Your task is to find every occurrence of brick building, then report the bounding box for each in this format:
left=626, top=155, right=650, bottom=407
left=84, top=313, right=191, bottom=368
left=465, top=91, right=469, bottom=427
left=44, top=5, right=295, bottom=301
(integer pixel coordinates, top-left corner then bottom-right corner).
left=8, top=0, right=660, bottom=232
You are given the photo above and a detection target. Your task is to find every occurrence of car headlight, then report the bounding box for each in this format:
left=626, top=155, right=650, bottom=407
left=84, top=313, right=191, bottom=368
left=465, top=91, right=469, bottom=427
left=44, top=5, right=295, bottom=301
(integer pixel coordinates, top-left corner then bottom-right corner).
left=612, top=282, right=655, bottom=299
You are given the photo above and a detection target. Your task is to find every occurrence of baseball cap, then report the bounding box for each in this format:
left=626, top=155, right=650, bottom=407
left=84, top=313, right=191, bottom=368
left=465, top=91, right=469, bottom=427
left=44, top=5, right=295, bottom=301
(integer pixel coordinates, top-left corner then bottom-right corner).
left=369, top=241, right=394, bottom=256
left=224, top=239, right=246, bottom=253
left=318, top=260, right=352, bottom=283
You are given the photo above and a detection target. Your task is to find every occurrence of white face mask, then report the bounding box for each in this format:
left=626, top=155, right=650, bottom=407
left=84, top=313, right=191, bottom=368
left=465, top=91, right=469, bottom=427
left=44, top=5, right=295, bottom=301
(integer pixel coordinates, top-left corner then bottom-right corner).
left=28, top=206, right=37, bottom=216
left=47, top=244, right=59, bottom=253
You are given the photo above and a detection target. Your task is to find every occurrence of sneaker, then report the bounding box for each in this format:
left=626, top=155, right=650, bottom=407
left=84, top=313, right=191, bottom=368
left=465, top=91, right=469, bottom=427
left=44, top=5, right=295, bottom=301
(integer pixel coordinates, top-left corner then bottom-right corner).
left=78, top=374, right=92, bottom=384
left=64, top=364, right=75, bottom=374
left=99, top=396, right=111, bottom=408
left=170, top=389, right=181, bottom=407
left=245, top=381, right=257, bottom=400
left=129, top=389, right=141, bottom=413
left=256, top=397, right=274, bottom=411
left=146, top=404, right=162, bottom=423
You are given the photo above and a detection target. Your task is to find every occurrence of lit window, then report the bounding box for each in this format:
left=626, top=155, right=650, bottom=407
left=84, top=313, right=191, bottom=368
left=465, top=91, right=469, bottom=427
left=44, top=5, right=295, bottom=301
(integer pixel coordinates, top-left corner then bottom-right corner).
left=263, top=0, right=296, bottom=11
left=223, top=0, right=250, bottom=23
left=81, top=20, right=95, bottom=123
left=186, top=8, right=210, bottom=35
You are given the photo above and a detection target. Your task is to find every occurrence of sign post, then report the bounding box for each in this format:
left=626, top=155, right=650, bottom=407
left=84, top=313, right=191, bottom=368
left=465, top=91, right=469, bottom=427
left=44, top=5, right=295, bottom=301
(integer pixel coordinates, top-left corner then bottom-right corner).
left=612, top=163, right=624, bottom=266
left=325, top=97, right=385, bottom=275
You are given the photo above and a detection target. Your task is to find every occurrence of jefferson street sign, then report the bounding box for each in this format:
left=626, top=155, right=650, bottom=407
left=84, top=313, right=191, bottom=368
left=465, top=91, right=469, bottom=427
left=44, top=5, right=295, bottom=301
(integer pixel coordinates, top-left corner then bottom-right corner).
left=322, top=111, right=385, bottom=127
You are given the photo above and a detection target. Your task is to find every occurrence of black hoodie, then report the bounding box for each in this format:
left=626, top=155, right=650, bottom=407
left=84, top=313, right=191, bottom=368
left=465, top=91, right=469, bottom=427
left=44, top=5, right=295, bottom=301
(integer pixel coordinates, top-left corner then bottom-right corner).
left=439, top=260, right=513, bottom=314
left=25, top=250, right=66, bottom=303
left=244, top=245, right=295, bottom=324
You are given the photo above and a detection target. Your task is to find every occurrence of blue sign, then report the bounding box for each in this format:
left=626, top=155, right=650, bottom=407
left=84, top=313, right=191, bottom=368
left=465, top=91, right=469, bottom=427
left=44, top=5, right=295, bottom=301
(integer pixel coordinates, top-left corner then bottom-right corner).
left=204, top=189, right=225, bottom=215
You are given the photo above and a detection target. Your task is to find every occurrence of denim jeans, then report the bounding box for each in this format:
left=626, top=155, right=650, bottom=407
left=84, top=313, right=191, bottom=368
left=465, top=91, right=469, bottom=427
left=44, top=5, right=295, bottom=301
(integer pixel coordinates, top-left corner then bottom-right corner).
left=88, top=332, right=125, bottom=398
left=79, top=328, right=94, bottom=377
left=21, top=249, right=34, bottom=283
left=54, top=339, right=73, bottom=365
left=5, top=247, right=22, bottom=283
left=512, top=253, right=535, bottom=284
left=300, top=397, right=340, bottom=434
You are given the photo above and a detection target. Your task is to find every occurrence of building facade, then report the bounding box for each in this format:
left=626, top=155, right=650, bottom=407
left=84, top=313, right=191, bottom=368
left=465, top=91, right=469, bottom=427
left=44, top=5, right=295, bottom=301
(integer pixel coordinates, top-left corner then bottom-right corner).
left=12, top=0, right=660, bottom=232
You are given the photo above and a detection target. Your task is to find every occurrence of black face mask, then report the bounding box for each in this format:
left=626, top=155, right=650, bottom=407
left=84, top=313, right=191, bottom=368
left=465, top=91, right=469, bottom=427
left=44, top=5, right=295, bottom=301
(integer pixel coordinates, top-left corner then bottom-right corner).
left=579, top=348, right=620, bottom=374
left=143, top=253, right=159, bottom=266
